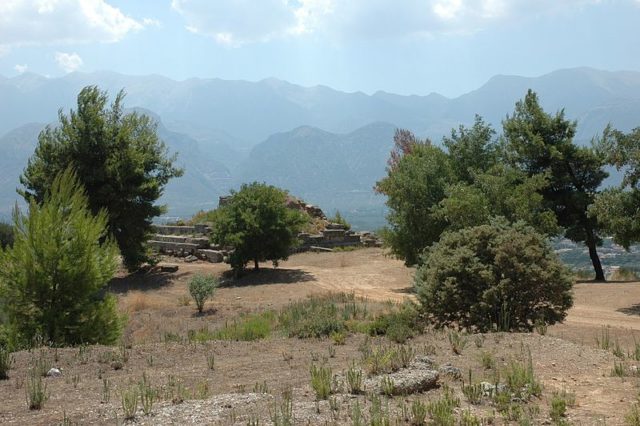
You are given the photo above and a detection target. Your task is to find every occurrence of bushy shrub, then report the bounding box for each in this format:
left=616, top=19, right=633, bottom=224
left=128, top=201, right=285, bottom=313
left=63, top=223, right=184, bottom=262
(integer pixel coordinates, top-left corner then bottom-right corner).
left=415, top=221, right=573, bottom=332
left=188, top=274, right=218, bottom=313
left=0, top=169, right=122, bottom=346
left=329, top=210, right=351, bottom=230
left=368, top=302, right=422, bottom=343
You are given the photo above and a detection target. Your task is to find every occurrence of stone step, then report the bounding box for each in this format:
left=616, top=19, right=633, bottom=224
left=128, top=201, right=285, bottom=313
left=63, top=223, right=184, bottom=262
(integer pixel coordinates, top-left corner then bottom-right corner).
left=148, top=240, right=200, bottom=254
left=197, top=249, right=225, bottom=263
left=152, top=224, right=209, bottom=236
left=152, top=234, right=210, bottom=248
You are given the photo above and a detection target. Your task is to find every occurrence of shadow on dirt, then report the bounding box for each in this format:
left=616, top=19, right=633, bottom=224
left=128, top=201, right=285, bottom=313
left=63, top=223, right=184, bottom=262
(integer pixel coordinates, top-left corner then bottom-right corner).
left=617, top=304, right=640, bottom=316
left=391, top=286, right=415, bottom=295
left=108, top=270, right=187, bottom=294
left=220, top=268, right=316, bottom=287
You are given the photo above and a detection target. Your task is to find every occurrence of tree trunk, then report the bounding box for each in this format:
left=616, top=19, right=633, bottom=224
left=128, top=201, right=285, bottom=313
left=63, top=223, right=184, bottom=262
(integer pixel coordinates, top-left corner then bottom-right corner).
left=586, top=236, right=605, bottom=281
left=254, top=258, right=259, bottom=270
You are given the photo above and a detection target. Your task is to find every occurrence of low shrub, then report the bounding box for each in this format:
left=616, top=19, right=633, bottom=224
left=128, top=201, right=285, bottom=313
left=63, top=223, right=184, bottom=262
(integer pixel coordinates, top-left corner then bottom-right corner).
left=26, top=371, right=48, bottom=410
left=309, top=364, right=332, bottom=400
left=188, top=274, right=218, bottom=313
left=278, top=294, right=364, bottom=338
left=192, top=312, right=275, bottom=342
left=0, top=346, right=13, bottom=380
left=368, top=302, right=421, bottom=343
left=415, top=222, right=573, bottom=332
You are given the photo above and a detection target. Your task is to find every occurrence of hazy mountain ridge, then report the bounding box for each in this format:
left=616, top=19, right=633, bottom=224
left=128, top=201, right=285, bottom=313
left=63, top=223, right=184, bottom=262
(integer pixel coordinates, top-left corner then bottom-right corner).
left=2, top=67, right=640, bottom=144
left=1, top=67, right=640, bottom=226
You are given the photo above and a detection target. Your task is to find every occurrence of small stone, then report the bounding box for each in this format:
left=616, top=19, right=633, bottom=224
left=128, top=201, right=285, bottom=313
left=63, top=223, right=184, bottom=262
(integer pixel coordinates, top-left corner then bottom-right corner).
left=184, top=255, right=198, bottom=263
left=438, top=364, right=462, bottom=380
left=160, top=264, right=179, bottom=272
left=46, top=368, right=62, bottom=377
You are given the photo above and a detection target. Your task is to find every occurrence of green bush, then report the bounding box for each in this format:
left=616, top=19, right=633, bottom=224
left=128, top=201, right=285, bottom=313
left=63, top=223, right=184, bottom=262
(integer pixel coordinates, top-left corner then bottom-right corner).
left=368, top=302, right=421, bottom=343
left=415, top=221, right=573, bottom=332
left=188, top=274, right=218, bottom=313
left=0, top=169, right=122, bottom=346
left=329, top=210, right=351, bottom=230
left=278, top=295, right=349, bottom=338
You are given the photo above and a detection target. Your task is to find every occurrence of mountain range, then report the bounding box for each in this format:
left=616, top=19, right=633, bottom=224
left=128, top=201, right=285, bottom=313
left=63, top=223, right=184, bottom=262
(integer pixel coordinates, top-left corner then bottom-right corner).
left=1, top=67, right=639, bottom=228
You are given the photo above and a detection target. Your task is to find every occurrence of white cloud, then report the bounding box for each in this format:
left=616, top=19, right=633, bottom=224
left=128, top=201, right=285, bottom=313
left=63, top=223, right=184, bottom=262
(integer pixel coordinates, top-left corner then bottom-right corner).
left=55, top=51, right=83, bottom=73
left=14, top=63, right=28, bottom=73
left=171, top=0, right=309, bottom=46
left=0, top=0, right=144, bottom=52
left=142, top=17, right=161, bottom=28
left=171, top=0, right=608, bottom=45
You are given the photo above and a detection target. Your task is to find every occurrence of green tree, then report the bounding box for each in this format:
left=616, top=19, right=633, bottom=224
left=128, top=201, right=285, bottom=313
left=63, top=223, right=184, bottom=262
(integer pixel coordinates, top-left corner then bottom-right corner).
left=443, top=114, right=499, bottom=184
left=0, top=169, right=121, bottom=346
left=375, top=141, right=453, bottom=265
left=435, top=166, right=559, bottom=236
left=19, top=86, right=183, bottom=270
left=415, top=221, right=573, bottom=332
left=211, top=183, right=308, bottom=274
left=591, top=126, right=640, bottom=249
left=503, top=90, right=608, bottom=280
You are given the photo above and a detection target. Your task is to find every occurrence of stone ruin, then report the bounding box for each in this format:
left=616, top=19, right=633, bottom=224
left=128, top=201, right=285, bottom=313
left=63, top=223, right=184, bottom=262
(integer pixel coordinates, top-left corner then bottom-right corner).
left=148, top=224, right=226, bottom=263
left=148, top=198, right=381, bottom=263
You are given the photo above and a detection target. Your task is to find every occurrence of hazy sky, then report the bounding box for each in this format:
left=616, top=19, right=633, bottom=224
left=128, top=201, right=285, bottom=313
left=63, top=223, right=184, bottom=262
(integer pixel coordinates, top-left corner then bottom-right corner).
left=1, top=0, right=639, bottom=97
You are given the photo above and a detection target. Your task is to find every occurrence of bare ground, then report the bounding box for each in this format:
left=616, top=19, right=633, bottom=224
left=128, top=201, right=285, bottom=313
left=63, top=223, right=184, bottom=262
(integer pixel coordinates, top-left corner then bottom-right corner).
left=2, top=248, right=640, bottom=425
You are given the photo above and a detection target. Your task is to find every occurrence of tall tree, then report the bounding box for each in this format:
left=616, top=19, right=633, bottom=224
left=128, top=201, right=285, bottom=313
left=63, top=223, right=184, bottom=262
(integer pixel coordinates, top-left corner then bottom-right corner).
left=376, top=117, right=559, bottom=266
left=591, top=126, right=640, bottom=249
left=210, top=183, right=308, bottom=275
left=19, top=86, right=183, bottom=270
left=375, top=140, right=453, bottom=265
left=0, top=169, right=121, bottom=346
left=503, top=90, right=608, bottom=280
left=443, top=115, right=499, bottom=184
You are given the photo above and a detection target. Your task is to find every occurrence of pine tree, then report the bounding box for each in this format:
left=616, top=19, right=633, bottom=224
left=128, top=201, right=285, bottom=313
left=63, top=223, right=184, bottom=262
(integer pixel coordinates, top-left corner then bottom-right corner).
left=0, top=169, right=122, bottom=346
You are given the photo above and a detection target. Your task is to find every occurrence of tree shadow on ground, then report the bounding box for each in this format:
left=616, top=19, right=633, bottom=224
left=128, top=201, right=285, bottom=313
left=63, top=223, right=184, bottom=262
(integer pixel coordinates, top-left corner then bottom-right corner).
left=220, top=268, right=316, bottom=288
left=108, top=270, right=187, bottom=294
left=617, top=304, right=640, bottom=316
left=575, top=279, right=637, bottom=284
left=391, top=286, right=415, bottom=295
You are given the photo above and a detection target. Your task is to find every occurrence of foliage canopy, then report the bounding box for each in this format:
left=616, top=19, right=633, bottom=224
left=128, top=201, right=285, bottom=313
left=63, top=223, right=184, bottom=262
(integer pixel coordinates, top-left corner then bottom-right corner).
left=415, top=221, right=573, bottom=332
left=0, top=169, right=121, bottom=347
left=19, top=86, right=183, bottom=270
left=591, top=126, right=640, bottom=250
left=376, top=113, right=558, bottom=266
left=210, top=182, right=308, bottom=274
left=503, top=90, right=608, bottom=280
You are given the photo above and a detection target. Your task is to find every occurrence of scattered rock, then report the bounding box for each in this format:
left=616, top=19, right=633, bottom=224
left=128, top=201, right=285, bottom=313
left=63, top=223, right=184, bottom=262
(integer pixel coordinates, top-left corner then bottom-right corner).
left=439, top=363, right=462, bottom=380
left=480, top=382, right=507, bottom=397
left=160, top=264, right=179, bottom=273
left=46, top=368, right=62, bottom=378
left=366, top=356, right=439, bottom=395
left=197, top=249, right=225, bottom=263
left=184, top=255, right=198, bottom=263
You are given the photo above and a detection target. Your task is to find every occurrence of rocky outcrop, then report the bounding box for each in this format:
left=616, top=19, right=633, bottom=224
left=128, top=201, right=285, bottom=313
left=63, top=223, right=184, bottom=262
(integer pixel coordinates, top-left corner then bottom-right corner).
left=365, top=356, right=439, bottom=395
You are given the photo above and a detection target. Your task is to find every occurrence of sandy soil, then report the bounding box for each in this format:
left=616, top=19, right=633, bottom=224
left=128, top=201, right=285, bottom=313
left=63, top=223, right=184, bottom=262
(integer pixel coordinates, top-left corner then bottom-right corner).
left=2, top=248, right=640, bottom=425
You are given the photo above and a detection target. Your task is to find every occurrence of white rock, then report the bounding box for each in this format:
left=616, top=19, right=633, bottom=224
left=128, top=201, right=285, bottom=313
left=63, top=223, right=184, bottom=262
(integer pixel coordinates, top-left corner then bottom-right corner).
left=46, top=368, right=62, bottom=377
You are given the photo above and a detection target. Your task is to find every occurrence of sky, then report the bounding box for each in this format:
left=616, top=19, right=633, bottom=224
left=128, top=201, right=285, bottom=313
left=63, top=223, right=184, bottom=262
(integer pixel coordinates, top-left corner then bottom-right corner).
left=0, top=0, right=639, bottom=97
